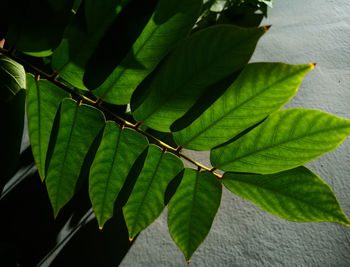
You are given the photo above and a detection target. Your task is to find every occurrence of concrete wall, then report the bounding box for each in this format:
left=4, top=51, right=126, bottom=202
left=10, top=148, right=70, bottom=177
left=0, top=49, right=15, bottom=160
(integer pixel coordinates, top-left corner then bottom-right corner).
left=120, top=1, right=350, bottom=266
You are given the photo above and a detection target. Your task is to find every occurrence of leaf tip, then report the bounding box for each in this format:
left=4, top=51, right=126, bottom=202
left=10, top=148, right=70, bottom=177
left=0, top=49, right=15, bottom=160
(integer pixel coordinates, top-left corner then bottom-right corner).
left=186, top=259, right=191, bottom=264
left=310, top=63, right=317, bottom=69
left=99, top=226, right=103, bottom=231
left=129, top=237, right=133, bottom=242
left=263, top=25, right=272, bottom=32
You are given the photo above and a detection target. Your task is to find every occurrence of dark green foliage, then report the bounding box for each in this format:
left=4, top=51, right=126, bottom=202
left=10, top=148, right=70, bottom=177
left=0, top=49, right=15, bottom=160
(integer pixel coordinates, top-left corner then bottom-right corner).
left=1, top=0, right=350, bottom=264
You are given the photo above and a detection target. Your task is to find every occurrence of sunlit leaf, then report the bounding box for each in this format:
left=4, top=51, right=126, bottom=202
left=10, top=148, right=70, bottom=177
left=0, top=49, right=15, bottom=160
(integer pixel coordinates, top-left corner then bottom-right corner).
left=46, top=99, right=105, bottom=217
left=211, top=109, right=350, bottom=174
left=123, top=144, right=184, bottom=240
left=26, top=75, right=69, bottom=180
left=223, top=167, right=350, bottom=224
left=173, top=63, right=314, bottom=150
left=168, top=169, right=222, bottom=262
left=89, top=121, right=148, bottom=229
left=132, top=25, right=267, bottom=132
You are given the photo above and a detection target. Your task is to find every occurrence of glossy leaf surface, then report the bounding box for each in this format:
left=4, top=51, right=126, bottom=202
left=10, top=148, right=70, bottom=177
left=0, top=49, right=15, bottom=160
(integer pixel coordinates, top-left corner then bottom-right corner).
left=173, top=63, right=313, bottom=150
left=89, top=122, right=148, bottom=228
left=223, top=167, right=350, bottom=224
left=123, top=144, right=184, bottom=240
left=211, top=109, right=350, bottom=174
left=26, top=75, right=69, bottom=180
left=46, top=99, right=105, bottom=217
left=93, top=0, right=202, bottom=104
left=168, top=169, right=222, bottom=261
left=132, top=25, right=267, bottom=132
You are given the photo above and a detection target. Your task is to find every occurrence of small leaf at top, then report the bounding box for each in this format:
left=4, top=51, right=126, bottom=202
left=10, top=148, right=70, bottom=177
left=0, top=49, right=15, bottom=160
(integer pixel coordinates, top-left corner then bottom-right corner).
left=173, top=63, right=314, bottom=150
left=26, top=74, right=69, bottom=181
left=46, top=98, right=105, bottom=217
left=123, top=144, right=184, bottom=240
left=223, top=167, right=350, bottom=225
left=211, top=108, right=350, bottom=174
left=89, top=121, right=149, bottom=229
left=92, top=0, right=202, bottom=105
left=132, top=24, right=267, bottom=132
left=168, top=169, right=222, bottom=262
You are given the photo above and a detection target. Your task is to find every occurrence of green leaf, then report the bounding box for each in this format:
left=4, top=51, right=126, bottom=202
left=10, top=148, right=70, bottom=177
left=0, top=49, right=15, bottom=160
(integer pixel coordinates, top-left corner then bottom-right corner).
left=89, top=121, right=149, bottom=229
left=168, top=169, right=222, bottom=262
left=26, top=74, right=69, bottom=181
left=5, top=0, right=74, bottom=52
left=123, top=144, right=184, bottom=240
left=46, top=99, right=105, bottom=217
left=52, top=0, right=156, bottom=90
left=223, top=167, right=350, bottom=224
left=0, top=55, right=25, bottom=101
left=51, top=0, right=132, bottom=89
left=211, top=108, right=350, bottom=174
left=173, top=63, right=314, bottom=150
left=92, top=0, right=202, bottom=104
left=132, top=25, right=267, bottom=132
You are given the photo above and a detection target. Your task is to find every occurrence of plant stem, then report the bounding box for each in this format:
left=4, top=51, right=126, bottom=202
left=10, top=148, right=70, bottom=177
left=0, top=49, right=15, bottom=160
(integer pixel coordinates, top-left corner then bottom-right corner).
left=0, top=47, right=223, bottom=179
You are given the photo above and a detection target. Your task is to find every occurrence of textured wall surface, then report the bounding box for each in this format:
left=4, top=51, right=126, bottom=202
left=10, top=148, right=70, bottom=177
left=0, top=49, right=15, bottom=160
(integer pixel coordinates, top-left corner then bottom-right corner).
left=120, top=1, right=350, bottom=266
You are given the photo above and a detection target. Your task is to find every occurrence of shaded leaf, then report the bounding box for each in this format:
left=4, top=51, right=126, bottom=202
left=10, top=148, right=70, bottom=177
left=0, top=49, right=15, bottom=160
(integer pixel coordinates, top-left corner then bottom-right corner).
left=168, top=169, right=222, bottom=262
left=211, top=109, right=350, bottom=174
left=92, top=0, right=202, bottom=104
left=5, top=0, right=74, bottom=52
left=123, top=144, right=184, bottom=240
left=0, top=55, right=25, bottom=101
left=173, top=63, right=314, bottom=150
left=46, top=99, right=105, bottom=217
left=52, top=0, right=156, bottom=90
left=89, top=121, right=148, bottom=228
left=223, top=167, right=350, bottom=224
left=132, top=25, right=267, bottom=132
left=0, top=55, right=25, bottom=183
left=26, top=74, right=69, bottom=180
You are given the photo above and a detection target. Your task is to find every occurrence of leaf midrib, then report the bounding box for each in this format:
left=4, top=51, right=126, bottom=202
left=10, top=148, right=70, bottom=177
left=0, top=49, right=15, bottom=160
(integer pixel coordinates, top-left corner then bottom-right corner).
left=223, top=176, right=345, bottom=221
left=140, top=28, right=262, bottom=125
left=215, top=122, right=350, bottom=169
left=187, top=171, right=200, bottom=258
left=181, top=66, right=305, bottom=147
left=130, top=150, right=165, bottom=237
left=36, top=80, right=43, bottom=178
left=99, top=127, right=123, bottom=226
left=54, top=103, right=80, bottom=214
left=101, top=19, right=161, bottom=100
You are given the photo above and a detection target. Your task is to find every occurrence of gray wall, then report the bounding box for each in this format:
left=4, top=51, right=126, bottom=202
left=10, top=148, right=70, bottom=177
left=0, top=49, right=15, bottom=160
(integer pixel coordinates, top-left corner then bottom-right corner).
left=120, top=1, right=350, bottom=266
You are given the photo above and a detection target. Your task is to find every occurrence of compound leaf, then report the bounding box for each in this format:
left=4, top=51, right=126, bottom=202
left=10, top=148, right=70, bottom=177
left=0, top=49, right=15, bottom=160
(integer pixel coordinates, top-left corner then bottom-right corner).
left=26, top=74, right=69, bottom=180
left=89, top=121, right=149, bottom=229
left=173, top=63, right=314, bottom=150
left=123, top=144, right=184, bottom=240
left=168, top=169, right=222, bottom=262
left=211, top=109, right=350, bottom=174
left=132, top=25, right=267, bottom=132
left=223, top=167, right=350, bottom=224
left=46, top=99, right=105, bottom=217
left=92, top=0, right=202, bottom=105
